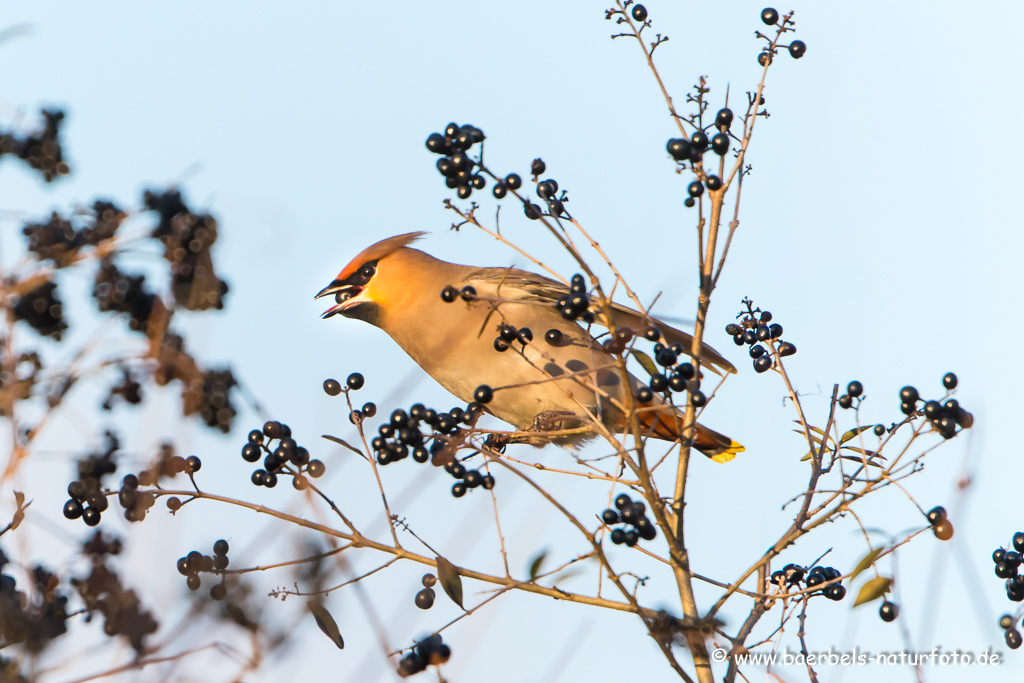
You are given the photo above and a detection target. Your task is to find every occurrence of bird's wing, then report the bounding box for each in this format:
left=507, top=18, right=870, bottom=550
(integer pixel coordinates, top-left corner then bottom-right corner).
left=464, top=267, right=736, bottom=376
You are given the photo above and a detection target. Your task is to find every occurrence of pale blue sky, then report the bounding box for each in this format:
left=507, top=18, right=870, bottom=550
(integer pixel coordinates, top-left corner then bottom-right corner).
left=1, top=1, right=1022, bottom=681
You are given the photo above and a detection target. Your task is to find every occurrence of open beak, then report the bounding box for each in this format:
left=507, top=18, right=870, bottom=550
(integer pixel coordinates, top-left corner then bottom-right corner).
left=316, top=280, right=363, bottom=318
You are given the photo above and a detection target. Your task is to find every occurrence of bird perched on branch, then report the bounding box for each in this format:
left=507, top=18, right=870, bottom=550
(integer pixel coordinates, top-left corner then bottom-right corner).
left=316, top=233, right=743, bottom=461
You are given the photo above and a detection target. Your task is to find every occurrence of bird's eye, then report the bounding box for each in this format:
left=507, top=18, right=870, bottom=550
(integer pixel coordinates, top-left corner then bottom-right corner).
left=359, top=264, right=376, bottom=279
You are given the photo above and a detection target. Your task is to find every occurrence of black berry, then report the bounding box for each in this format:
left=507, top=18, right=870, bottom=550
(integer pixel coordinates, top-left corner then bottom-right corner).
left=347, top=373, right=365, bottom=390
left=761, top=7, right=779, bottom=24
left=323, top=379, right=342, bottom=396
left=631, top=4, right=647, bottom=21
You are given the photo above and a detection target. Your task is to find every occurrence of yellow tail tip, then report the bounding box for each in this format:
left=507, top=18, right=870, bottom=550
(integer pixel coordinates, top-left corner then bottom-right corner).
left=710, top=441, right=745, bottom=464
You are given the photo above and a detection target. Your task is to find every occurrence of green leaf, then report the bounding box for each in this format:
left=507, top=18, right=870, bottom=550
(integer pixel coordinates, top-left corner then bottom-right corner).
left=527, top=550, right=547, bottom=582
left=840, top=426, right=873, bottom=445
left=630, top=349, right=658, bottom=377
left=848, top=547, right=884, bottom=582
left=308, top=601, right=344, bottom=648
left=853, top=576, right=892, bottom=607
left=436, top=556, right=464, bottom=609
left=321, top=434, right=364, bottom=457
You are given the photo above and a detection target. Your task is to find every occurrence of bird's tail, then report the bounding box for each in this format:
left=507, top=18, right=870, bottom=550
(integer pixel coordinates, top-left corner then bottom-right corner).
left=637, top=407, right=744, bottom=463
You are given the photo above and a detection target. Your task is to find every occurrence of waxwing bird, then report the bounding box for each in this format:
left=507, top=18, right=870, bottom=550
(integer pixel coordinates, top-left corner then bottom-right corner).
left=316, top=232, right=744, bottom=461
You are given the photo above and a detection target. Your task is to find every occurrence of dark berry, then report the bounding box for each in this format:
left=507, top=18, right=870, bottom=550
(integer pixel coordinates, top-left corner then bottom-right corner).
left=874, top=424, right=885, bottom=437
left=248, top=429, right=264, bottom=444
left=761, top=8, right=779, bottom=25
left=942, top=372, right=958, bottom=390
left=307, top=460, right=325, bottom=478
left=923, top=400, right=942, bottom=420
left=492, top=183, right=507, bottom=199
left=545, top=329, right=564, bottom=346
left=122, top=474, right=138, bottom=489
left=1007, top=629, right=1023, bottom=650
left=441, top=286, right=458, bottom=303
left=82, top=507, right=101, bottom=527
left=926, top=506, right=947, bottom=525
left=187, top=574, right=200, bottom=591
left=524, top=202, right=542, bottom=220
left=899, top=386, right=919, bottom=404
left=251, top=470, right=267, bottom=486
left=210, top=584, right=227, bottom=601
left=460, top=286, right=476, bottom=301
left=711, top=133, right=729, bottom=155
left=1014, top=532, right=1024, bottom=553
left=611, top=528, right=626, bottom=545
left=932, top=520, right=953, bottom=541
left=602, top=509, right=619, bottom=525
left=457, top=185, right=472, bottom=199
left=753, top=356, right=772, bottom=373
left=614, top=494, right=631, bottom=510
left=186, top=456, right=202, bottom=473
left=667, top=138, right=690, bottom=161
left=531, top=159, right=546, bottom=176
left=167, top=497, right=182, bottom=511
left=715, top=108, right=734, bottom=130
left=415, top=587, right=435, bottom=609
left=452, top=482, right=467, bottom=498
left=879, top=601, right=899, bottom=622
left=690, top=131, right=708, bottom=150
left=323, top=379, right=342, bottom=396
left=684, top=197, right=695, bottom=208
left=631, top=4, right=647, bottom=21
left=847, top=381, right=863, bottom=398
left=624, top=530, right=639, bottom=547
left=263, top=421, right=283, bottom=439
left=758, top=52, right=772, bottom=67
left=825, top=584, right=846, bottom=601
left=362, top=402, right=377, bottom=418
left=838, top=395, right=853, bottom=410
left=687, top=182, right=705, bottom=199
left=706, top=175, right=722, bottom=191
left=494, top=338, right=510, bottom=352
left=63, top=499, right=83, bottom=520
left=470, top=175, right=486, bottom=190
left=636, top=387, right=654, bottom=403
left=473, top=385, right=493, bottom=404
left=213, top=539, right=229, bottom=556
left=505, top=173, right=522, bottom=190
left=789, top=40, right=806, bottom=59
left=425, top=133, right=446, bottom=154
left=347, top=373, right=365, bottom=390
left=691, top=391, right=707, bottom=407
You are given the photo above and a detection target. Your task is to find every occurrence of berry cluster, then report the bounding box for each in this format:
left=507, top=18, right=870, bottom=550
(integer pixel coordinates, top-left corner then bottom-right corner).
left=424, top=122, right=487, bottom=199
left=326, top=374, right=495, bottom=498
left=23, top=202, right=126, bottom=268
left=116, top=472, right=156, bottom=523
left=176, top=539, right=230, bottom=601
left=667, top=107, right=734, bottom=207
left=553, top=274, right=592, bottom=322
left=241, top=421, right=324, bottom=490
left=144, top=189, right=229, bottom=311
left=758, top=8, right=806, bottom=64
left=991, top=531, right=1024, bottom=616
left=92, top=259, right=156, bottom=333
left=926, top=506, right=954, bottom=541
left=726, top=299, right=795, bottom=373
left=889, top=374, right=972, bottom=439
left=531, top=173, right=569, bottom=218
left=196, top=368, right=237, bottom=433
left=999, top=614, right=1023, bottom=650
left=0, top=548, right=71, bottom=653
left=62, top=432, right=120, bottom=527
left=770, top=563, right=847, bottom=601
left=397, top=634, right=452, bottom=677
left=415, top=573, right=436, bottom=610
left=0, top=109, right=70, bottom=182
left=101, top=367, right=143, bottom=410
left=602, top=494, right=657, bottom=546
left=13, top=281, right=67, bottom=341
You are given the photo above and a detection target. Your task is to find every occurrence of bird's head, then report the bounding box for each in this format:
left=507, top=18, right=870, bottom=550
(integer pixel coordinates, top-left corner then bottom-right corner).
left=316, top=231, right=427, bottom=324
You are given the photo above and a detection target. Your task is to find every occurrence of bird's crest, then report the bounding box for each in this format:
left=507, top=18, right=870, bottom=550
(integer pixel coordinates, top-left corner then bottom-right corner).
left=335, top=232, right=427, bottom=281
